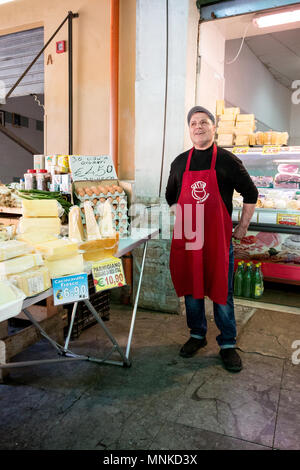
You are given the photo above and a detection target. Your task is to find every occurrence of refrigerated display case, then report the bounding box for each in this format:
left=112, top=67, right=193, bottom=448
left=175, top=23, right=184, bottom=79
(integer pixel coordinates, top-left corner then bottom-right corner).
left=228, top=146, right=300, bottom=285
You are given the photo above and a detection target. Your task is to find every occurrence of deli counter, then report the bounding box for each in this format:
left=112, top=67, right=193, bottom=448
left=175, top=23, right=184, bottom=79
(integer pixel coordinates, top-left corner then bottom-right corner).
left=228, top=146, right=300, bottom=285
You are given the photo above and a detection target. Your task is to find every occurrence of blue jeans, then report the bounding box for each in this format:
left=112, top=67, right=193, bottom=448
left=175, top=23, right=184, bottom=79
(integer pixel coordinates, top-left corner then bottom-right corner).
left=184, top=241, right=236, bottom=349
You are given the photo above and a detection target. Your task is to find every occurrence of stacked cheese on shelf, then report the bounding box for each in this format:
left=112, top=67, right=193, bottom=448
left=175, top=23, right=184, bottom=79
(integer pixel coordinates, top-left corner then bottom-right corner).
left=0, top=239, right=49, bottom=297
left=234, top=114, right=256, bottom=146
left=69, top=201, right=119, bottom=263
left=216, top=106, right=240, bottom=147
left=17, top=199, right=83, bottom=279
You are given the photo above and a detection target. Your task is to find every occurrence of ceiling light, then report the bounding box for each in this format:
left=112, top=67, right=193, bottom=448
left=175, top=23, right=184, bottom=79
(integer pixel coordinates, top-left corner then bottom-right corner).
left=254, top=7, right=300, bottom=28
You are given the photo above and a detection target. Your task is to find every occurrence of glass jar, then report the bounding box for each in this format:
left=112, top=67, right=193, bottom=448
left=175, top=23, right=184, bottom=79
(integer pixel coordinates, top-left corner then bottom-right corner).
left=24, top=169, right=37, bottom=190
left=36, top=169, right=50, bottom=191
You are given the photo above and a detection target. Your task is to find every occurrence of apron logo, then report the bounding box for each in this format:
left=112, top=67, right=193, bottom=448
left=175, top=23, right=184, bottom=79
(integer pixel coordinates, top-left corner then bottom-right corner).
left=191, top=181, right=209, bottom=203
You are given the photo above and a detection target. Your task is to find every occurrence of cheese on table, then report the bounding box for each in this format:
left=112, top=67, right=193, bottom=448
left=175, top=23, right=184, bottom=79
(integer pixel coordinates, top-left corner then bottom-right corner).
left=9, top=266, right=51, bottom=297
left=34, top=238, right=79, bottom=261
left=22, top=199, right=59, bottom=218
left=68, top=205, right=85, bottom=242
left=0, top=280, right=18, bottom=305
left=18, top=217, right=61, bottom=236
left=217, top=134, right=233, bottom=146
left=234, top=126, right=255, bottom=135
left=84, top=200, right=101, bottom=240
left=45, top=254, right=84, bottom=278
left=79, top=234, right=119, bottom=261
left=100, top=200, right=116, bottom=238
left=235, top=135, right=250, bottom=145
left=0, top=240, right=31, bottom=261
left=0, top=254, right=44, bottom=276
left=17, top=232, right=58, bottom=246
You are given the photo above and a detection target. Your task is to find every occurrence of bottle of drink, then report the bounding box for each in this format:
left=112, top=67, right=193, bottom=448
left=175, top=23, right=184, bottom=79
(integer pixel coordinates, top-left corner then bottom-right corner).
left=242, top=263, right=252, bottom=298
left=253, top=263, right=264, bottom=298
left=234, top=262, right=244, bottom=297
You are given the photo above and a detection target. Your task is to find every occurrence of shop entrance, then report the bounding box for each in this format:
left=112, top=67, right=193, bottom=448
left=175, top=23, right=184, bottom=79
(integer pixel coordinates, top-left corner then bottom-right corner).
left=0, top=27, right=44, bottom=184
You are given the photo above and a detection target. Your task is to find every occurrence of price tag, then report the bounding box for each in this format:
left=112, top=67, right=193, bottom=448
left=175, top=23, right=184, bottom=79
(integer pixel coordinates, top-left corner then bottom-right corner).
left=69, top=155, right=117, bottom=181
left=52, top=273, right=89, bottom=305
left=232, top=147, right=249, bottom=154
left=262, top=145, right=281, bottom=154
left=277, top=213, right=300, bottom=226
left=92, top=256, right=126, bottom=292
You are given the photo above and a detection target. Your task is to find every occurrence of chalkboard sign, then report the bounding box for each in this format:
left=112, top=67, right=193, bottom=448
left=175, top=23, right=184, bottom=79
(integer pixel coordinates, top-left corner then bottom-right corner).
left=69, top=155, right=117, bottom=181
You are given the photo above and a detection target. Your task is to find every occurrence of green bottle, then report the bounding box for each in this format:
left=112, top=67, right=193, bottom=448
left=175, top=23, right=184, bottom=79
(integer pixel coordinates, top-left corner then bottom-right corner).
left=234, top=262, right=244, bottom=297
left=253, top=263, right=264, bottom=298
left=242, top=263, right=252, bottom=298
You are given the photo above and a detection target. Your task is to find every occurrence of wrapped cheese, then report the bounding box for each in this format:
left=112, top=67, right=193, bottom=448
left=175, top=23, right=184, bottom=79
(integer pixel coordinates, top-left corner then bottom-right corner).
left=17, top=232, right=58, bottom=246
left=0, top=240, right=32, bottom=261
left=18, top=217, right=61, bottom=236
left=22, top=199, right=59, bottom=218
left=0, top=280, right=18, bottom=305
left=99, top=200, right=116, bottom=238
left=9, top=266, right=51, bottom=297
left=0, top=254, right=44, bottom=276
left=45, top=254, right=84, bottom=278
left=217, top=134, right=233, bottom=146
left=68, top=205, right=85, bottom=243
left=236, top=114, right=255, bottom=122
left=84, top=200, right=101, bottom=240
left=79, top=233, right=119, bottom=262
left=235, top=135, right=250, bottom=146
left=34, top=238, right=79, bottom=261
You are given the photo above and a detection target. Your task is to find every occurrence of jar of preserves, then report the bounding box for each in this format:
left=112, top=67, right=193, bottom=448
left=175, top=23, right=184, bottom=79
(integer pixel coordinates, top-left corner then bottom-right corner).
left=24, top=169, right=37, bottom=190
left=36, top=169, right=50, bottom=191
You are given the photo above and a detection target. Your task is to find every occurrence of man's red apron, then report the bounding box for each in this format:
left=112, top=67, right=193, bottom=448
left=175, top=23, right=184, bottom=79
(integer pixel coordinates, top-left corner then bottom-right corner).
left=169, top=144, right=232, bottom=305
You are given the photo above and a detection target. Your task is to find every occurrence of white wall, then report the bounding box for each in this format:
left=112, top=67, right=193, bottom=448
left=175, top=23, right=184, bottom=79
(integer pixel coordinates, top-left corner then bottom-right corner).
left=0, top=95, right=44, bottom=183
left=224, top=39, right=291, bottom=132
left=135, top=0, right=198, bottom=200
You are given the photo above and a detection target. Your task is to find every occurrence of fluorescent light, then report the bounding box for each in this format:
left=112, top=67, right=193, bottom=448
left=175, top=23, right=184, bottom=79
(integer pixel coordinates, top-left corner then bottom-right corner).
left=254, top=8, right=300, bottom=28
left=0, top=0, right=14, bottom=5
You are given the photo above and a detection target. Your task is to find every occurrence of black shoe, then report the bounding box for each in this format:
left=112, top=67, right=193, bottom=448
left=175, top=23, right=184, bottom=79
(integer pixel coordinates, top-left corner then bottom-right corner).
left=179, top=337, right=207, bottom=358
left=219, top=348, right=243, bottom=372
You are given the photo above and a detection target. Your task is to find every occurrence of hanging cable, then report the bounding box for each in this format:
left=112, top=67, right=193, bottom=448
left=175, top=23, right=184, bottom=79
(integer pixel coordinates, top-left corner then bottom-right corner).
left=30, top=93, right=45, bottom=112
left=158, top=0, right=169, bottom=198
left=225, top=22, right=251, bottom=65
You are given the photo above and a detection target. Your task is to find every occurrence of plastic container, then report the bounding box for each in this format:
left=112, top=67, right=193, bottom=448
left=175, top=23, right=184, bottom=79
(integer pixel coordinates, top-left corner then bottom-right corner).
left=36, top=169, right=50, bottom=191
left=24, top=169, right=37, bottom=190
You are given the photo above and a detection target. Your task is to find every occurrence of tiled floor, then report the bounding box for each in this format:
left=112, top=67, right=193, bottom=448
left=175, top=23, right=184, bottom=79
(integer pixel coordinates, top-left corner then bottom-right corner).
left=0, top=301, right=299, bottom=450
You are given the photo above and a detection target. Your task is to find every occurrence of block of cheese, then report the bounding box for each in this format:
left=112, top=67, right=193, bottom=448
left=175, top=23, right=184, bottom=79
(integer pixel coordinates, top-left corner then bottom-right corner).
left=79, top=233, right=119, bottom=261
left=34, top=238, right=79, bottom=261
left=217, top=134, right=233, bottom=146
left=217, top=126, right=235, bottom=135
left=68, top=205, right=85, bottom=243
left=249, top=134, right=256, bottom=146
left=17, top=232, right=58, bottom=246
left=100, top=200, right=116, bottom=238
left=9, top=266, right=51, bottom=297
left=22, top=199, right=59, bottom=218
left=236, top=114, right=255, bottom=122
left=0, top=280, right=18, bottom=305
left=0, top=240, right=32, bottom=261
left=45, top=254, right=84, bottom=278
left=0, top=254, right=44, bottom=276
left=84, top=200, right=101, bottom=240
left=235, top=135, right=250, bottom=146
left=218, top=119, right=236, bottom=127
left=18, top=217, right=61, bottom=236
left=234, top=126, right=255, bottom=135
left=219, top=114, right=237, bottom=122
left=216, top=100, right=225, bottom=116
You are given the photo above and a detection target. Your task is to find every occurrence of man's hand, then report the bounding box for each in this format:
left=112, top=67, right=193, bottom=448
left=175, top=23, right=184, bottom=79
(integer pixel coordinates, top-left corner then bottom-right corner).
left=232, top=203, right=256, bottom=240
left=233, top=223, right=248, bottom=240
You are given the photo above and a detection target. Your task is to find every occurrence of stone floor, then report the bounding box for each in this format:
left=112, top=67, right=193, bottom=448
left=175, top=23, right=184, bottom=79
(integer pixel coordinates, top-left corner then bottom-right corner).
left=0, top=299, right=299, bottom=451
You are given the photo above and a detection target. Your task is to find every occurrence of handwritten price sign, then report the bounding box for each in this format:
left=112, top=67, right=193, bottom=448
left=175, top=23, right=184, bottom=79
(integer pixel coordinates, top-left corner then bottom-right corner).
left=69, top=155, right=117, bottom=181
left=262, top=146, right=281, bottom=154
left=232, top=147, right=249, bottom=154
left=92, top=256, right=126, bottom=292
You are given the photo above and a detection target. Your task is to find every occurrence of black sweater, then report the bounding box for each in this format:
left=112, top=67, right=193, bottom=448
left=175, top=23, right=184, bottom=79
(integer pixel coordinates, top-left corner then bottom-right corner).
left=165, top=144, right=258, bottom=216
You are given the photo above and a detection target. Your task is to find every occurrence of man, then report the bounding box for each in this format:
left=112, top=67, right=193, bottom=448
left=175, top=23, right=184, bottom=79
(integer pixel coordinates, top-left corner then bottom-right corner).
left=165, top=105, right=258, bottom=372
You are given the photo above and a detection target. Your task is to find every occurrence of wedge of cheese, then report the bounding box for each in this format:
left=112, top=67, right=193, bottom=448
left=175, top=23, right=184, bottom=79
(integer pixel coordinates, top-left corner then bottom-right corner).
left=0, top=240, right=32, bottom=261
left=235, top=135, right=250, bottom=146
left=236, top=114, right=255, bottom=122
left=18, top=217, right=61, bottom=236
left=79, top=233, right=119, bottom=262
left=68, top=205, right=85, bottom=242
left=0, top=254, right=44, bottom=276
left=45, top=254, right=84, bottom=278
left=84, top=200, right=101, bottom=240
left=100, top=200, right=116, bottom=238
left=9, top=266, right=51, bottom=297
left=22, top=199, right=59, bottom=218
left=34, top=238, right=79, bottom=261
left=217, top=134, right=233, bottom=146
left=17, top=232, right=58, bottom=246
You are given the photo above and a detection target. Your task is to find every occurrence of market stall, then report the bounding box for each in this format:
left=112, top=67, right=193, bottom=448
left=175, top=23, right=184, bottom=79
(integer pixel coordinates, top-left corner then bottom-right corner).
left=0, top=153, right=159, bottom=379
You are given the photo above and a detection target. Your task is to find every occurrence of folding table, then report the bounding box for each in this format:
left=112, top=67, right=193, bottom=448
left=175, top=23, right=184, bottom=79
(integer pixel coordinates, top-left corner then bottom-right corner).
left=0, top=227, right=159, bottom=372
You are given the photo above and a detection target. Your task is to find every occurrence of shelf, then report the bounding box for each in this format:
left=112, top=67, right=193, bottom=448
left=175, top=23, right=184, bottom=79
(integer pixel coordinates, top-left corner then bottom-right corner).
left=0, top=206, right=22, bottom=215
